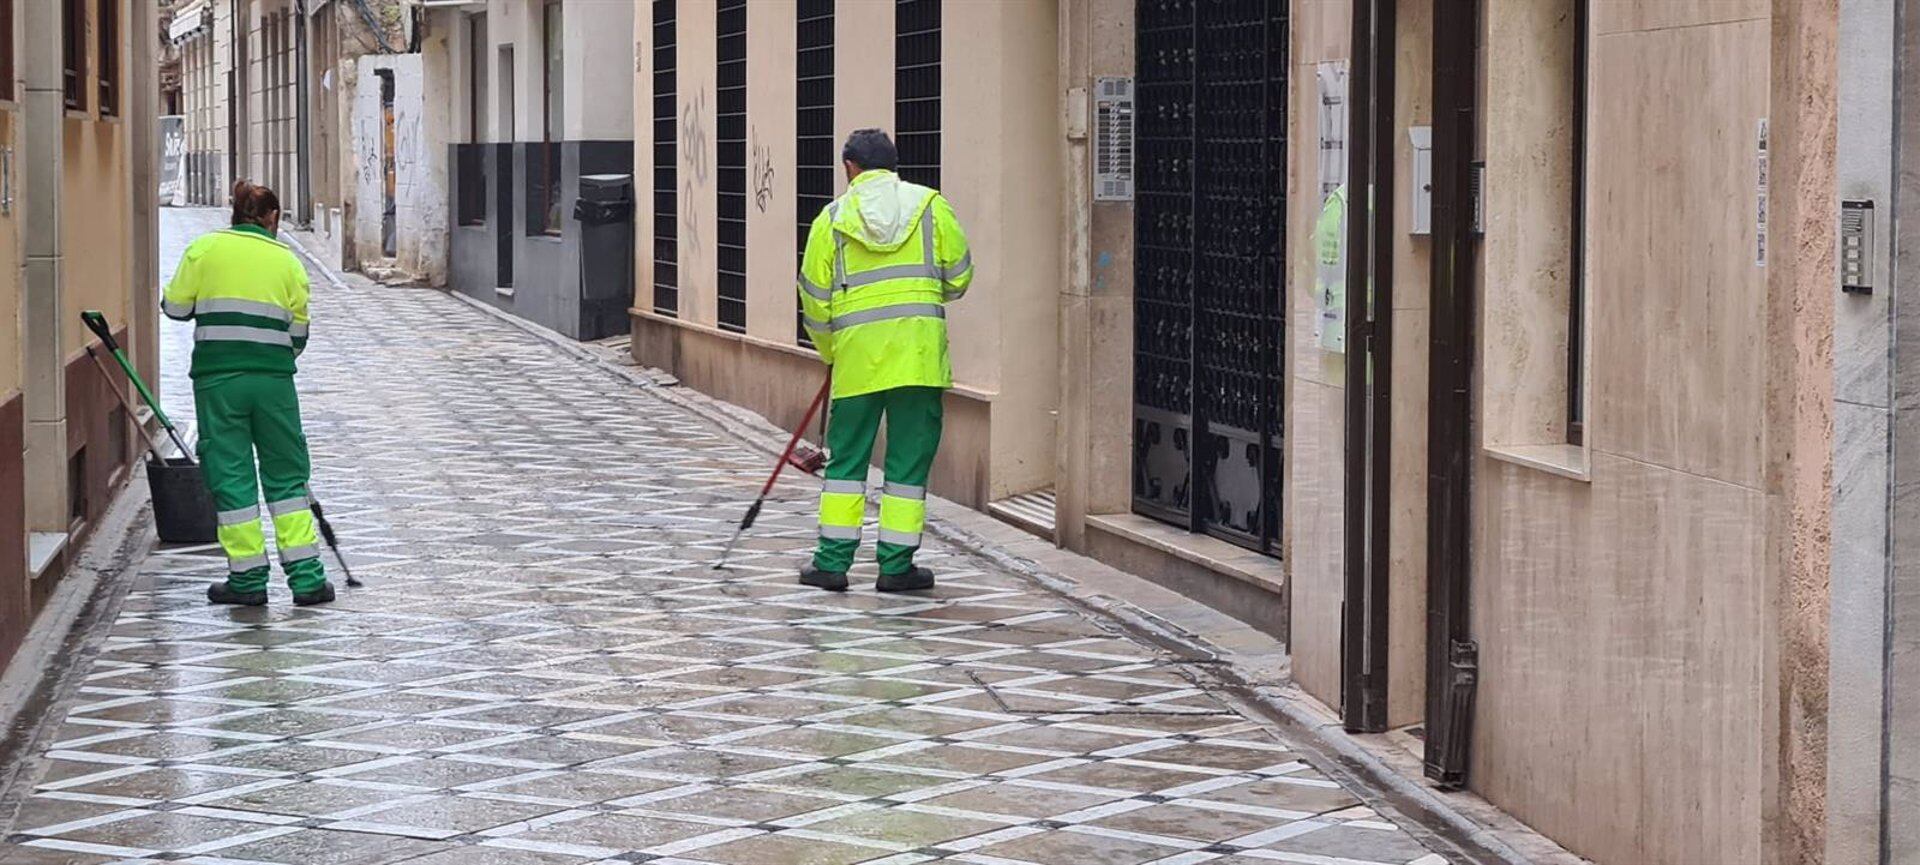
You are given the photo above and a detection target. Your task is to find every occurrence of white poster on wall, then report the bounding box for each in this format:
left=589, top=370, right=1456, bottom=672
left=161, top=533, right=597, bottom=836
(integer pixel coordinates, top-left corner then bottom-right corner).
left=1314, top=61, right=1349, bottom=354
left=158, top=116, right=186, bottom=207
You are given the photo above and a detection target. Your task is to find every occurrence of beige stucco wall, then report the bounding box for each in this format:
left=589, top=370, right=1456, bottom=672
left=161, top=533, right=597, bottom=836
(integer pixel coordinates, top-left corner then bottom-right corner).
left=628, top=0, right=1058, bottom=506
left=744, top=0, right=797, bottom=341
left=63, top=121, right=132, bottom=355
left=61, top=0, right=133, bottom=357
left=1468, top=4, right=1774, bottom=864
left=955, top=0, right=1059, bottom=498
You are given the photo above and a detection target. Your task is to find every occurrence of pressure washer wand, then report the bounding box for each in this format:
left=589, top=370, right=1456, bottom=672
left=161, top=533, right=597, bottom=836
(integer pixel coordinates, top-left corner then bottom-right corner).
left=309, top=499, right=362, bottom=587
left=713, top=376, right=832, bottom=571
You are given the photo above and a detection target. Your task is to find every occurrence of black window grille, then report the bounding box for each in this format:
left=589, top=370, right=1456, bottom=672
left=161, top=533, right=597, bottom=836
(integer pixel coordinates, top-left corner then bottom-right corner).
left=97, top=0, right=117, bottom=116
left=62, top=0, right=83, bottom=110
left=652, top=0, right=679, bottom=316
left=894, top=0, right=939, bottom=188
left=716, top=0, right=747, bottom=333
left=796, top=0, right=833, bottom=345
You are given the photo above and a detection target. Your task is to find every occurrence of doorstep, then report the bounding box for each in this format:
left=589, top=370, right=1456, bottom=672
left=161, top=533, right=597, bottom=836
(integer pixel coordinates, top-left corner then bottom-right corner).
left=987, top=487, right=1057, bottom=540
left=1083, top=512, right=1288, bottom=643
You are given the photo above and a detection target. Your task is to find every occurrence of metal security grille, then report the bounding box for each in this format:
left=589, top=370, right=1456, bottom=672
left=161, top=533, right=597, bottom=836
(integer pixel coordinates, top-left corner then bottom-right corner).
left=894, top=0, right=940, bottom=189
left=1132, top=0, right=1287, bottom=555
left=716, top=0, right=747, bottom=333
left=652, top=0, right=679, bottom=316
left=796, top=0, right=834, bottom=345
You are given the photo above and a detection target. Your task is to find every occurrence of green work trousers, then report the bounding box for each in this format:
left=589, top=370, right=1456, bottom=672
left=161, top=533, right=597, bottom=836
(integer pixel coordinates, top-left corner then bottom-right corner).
left=813, top=385, right=943, bottom=576
left=194, top=373, right=326, bottom=594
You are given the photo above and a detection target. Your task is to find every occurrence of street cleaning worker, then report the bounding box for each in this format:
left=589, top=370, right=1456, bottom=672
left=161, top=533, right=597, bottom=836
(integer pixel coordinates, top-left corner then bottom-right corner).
left=796, top=129, right=972, bottom=593
left=162, top=181, right=333, bottom=607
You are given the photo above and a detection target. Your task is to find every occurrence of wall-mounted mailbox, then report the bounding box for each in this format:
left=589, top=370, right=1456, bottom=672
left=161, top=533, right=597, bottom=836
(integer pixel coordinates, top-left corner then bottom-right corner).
left=1841, top=199, right=1874, bottom=295
left=1408, top=125, right=1432, bottom=235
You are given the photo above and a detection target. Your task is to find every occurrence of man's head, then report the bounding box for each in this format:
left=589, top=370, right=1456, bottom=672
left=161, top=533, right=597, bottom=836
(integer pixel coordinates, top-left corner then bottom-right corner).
left=841, top=128, right=898, bottom=182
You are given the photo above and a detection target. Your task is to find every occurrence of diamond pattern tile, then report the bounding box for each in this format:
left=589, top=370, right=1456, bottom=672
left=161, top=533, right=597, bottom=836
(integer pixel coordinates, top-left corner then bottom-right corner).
left=0, top=209, right=1449, bottom=864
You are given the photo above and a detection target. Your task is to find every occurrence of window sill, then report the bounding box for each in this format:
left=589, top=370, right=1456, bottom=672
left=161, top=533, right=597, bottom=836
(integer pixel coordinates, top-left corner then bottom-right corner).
left=1484, top=442, right=1591, bottom=483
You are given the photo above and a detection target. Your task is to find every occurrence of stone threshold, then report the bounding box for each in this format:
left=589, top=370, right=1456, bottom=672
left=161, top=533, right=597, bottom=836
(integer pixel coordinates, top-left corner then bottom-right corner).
left=1085, top=512, right=1287, bottom=594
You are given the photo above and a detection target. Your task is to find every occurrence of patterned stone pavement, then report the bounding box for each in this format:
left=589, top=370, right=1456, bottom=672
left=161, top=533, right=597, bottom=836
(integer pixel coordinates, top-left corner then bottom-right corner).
left=0, top=208, right=1449, bottom=865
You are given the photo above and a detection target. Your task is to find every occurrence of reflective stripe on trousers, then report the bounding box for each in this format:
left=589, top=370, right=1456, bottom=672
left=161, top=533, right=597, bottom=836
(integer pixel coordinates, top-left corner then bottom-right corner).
left=878, top=480, right=926, bottom=549
left=819, top=478, right=866, bottom=542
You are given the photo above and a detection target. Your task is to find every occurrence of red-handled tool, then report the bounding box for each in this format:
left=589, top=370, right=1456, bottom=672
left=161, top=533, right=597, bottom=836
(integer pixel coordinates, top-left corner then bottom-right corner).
left=713, top=377, right=831, bottom=570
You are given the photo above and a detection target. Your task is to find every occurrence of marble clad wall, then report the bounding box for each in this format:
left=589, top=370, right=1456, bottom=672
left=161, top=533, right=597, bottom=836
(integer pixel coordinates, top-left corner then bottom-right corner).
left=1468, top=5, right=1773, bottom=865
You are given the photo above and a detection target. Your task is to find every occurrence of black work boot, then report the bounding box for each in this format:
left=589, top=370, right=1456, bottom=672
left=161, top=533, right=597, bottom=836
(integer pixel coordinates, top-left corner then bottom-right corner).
left=799, top=565, right=849, bottom=592
left=292, top=582, right=337, bottom=607
left=207, top=582, right=268, bottom=607
left=876, top=567, right=935, bottom=593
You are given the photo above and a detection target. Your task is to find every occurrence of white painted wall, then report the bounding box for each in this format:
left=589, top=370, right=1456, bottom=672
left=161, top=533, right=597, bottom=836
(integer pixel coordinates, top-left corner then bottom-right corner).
left=565, top=0, right=634, bottom=141
left=462, top=0, right=632, bottom=144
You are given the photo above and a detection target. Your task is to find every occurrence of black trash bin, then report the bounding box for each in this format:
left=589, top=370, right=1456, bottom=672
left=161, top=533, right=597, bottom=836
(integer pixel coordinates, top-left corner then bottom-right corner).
left=573, top=174, right=635, bottom=340
left=147, top=457, right=219, bottom=544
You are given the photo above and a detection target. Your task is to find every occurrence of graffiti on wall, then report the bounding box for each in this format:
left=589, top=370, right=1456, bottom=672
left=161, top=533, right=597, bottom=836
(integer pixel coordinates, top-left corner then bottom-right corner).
left=680, top=87, right=710, bottom=259
left=751, top=126, right=775, bottom=213
left=681, top=89, right=710, bottom=185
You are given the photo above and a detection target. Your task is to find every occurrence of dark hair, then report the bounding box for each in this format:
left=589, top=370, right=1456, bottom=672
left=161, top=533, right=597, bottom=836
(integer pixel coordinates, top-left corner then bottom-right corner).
left=231, top=180, right=281, bottom=228
left=841, top=128, right=898, bottom=171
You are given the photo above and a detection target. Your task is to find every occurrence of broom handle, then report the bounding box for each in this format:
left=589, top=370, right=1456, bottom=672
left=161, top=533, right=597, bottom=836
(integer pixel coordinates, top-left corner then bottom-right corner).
left=81, top=311, right=194, bottom=462
left=86, top=347, right=168, bottom=461
left=759, top=377, right=831, bottom=498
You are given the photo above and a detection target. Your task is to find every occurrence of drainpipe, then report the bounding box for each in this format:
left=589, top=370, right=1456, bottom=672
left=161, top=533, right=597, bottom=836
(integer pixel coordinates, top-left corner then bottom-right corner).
left=20, top=0, right=69, bottom=535
left=227, top=0, right=237, bottom=185
left=296, top=0, right=310, bottom=224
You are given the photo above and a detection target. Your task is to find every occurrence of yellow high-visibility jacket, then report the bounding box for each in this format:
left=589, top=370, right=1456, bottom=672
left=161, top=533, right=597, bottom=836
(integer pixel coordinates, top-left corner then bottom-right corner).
left=797, top=170, right=972, bottom=399
left=162, top=224, right=311, bottom=379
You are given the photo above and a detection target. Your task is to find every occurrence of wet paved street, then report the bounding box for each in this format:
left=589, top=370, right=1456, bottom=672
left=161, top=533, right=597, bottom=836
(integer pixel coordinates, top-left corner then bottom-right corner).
left=0, top=208, right=1447, bottom=865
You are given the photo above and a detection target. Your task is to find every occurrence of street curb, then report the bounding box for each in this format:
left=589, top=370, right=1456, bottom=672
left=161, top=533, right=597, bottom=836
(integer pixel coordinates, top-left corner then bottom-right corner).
left=0, top=483, right=156, bottom=837
left=283, top=244, right=1574, bottom=865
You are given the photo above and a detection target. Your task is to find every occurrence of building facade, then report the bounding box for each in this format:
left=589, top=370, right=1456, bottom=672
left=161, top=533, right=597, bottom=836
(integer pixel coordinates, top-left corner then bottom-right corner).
left=168, top=0, right=230, bottom=205
left=1, top=0, right=161, bottom=669
left=442, top=0, right=634, bottom=339
left=1052, top=1, right=1859, bottom=863
left=621, top=1, right=1894, bottom=863
left=168, top=0, right=313, bottom=215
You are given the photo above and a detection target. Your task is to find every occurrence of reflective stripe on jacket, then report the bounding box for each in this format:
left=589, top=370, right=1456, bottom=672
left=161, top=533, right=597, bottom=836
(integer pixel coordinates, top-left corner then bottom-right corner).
left=162, top=225, right=311, bottom=379
left=797, top=170, right=973, bottom=399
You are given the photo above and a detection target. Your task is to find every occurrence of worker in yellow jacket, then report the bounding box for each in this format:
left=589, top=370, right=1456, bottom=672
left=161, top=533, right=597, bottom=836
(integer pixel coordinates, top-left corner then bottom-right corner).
left=796, top=129, right=972, bottom=593
left=163, top=181, right=332, bottom=607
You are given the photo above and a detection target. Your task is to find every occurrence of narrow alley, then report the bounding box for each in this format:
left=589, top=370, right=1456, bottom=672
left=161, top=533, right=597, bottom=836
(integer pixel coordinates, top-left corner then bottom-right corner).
left=0, top=208, right=1448, bottom=865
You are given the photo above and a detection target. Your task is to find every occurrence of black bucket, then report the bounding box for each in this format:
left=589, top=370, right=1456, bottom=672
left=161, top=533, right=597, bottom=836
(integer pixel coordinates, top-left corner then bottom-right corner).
left=147, top=457, right=219, bottom=544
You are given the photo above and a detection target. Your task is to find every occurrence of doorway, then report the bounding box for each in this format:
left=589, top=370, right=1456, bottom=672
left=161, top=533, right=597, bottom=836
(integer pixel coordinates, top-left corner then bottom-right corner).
left=1131, top=0, right=1288, bottom=556
left=496, top=45, right=515, bottom=287
left=377, top=68, right=396, bottom=259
